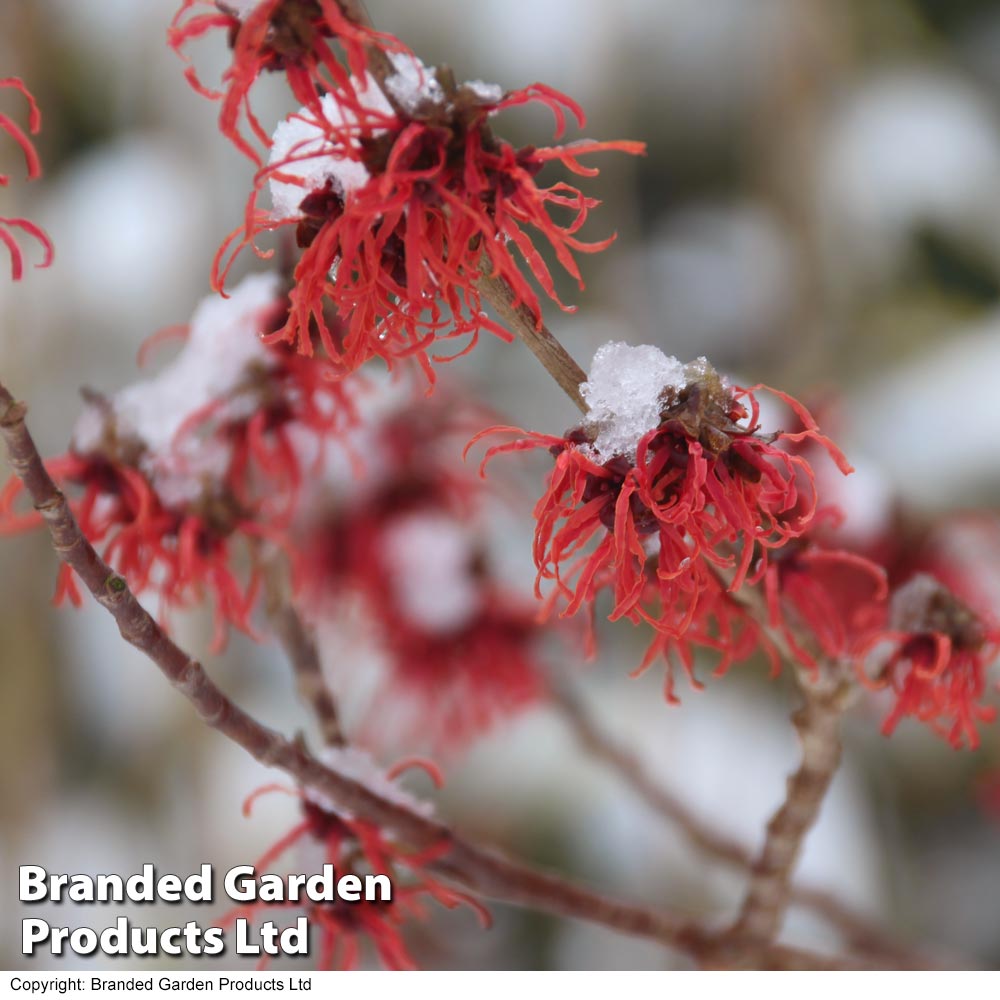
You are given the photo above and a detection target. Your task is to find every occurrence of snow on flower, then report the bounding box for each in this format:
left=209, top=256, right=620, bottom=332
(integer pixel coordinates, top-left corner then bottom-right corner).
left=475, top=343, right=852, bottom=695
left=856, top=574, right=1000, bottom=750
left=213, top=56, right=644, bottom=383
left=0, top=274, right=356, bottom=648
left=580, top=341, right=689, bottom=462
left=267, top=79, right=393, bottom=218
left=1, top=78, right=54, bottom=280
left=80, top=272, right=283, bottom=503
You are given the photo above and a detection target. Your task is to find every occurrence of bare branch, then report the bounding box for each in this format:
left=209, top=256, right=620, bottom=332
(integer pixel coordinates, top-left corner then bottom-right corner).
left=474, top=270, right=589, bottom=413
left=550, top=677, right=928, bottom=967
left=271, top=602, right=345, bottom=748
left=727, top=672, right=848, bottom=958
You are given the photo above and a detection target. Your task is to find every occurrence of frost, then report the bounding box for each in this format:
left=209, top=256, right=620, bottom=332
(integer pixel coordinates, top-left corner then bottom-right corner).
left=580, top=342, right=688, bottom=463
left=381, top=510, right=482, bottom=633
left=269, top=62, right=505, bottom=218
left=385, top=53, right=443, bottom=113
left=71, top=401, right=107, bottom=455
left=112, top=273, right=278, bottom=453
left=268, top=80, right=394, bottom=219
left=306, top=745, right=435, bottom=822
left=464, top=79, right=504, bottom=104
left=72, top=274, right=282, bottom=505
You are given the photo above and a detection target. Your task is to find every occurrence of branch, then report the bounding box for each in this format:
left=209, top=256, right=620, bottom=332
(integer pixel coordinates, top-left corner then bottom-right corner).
left=550, top=677, right=927, bottom=967
left=475, top=270, right=588, bottom=413
left=0, top=378, right=713, bottom=959
left=271, top=601, right=345, bottom=748
left=726, top=671, right=848, bottom=959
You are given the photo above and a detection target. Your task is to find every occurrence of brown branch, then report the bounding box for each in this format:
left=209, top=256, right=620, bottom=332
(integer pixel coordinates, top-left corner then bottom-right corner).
left=271, top=602, right=345, bottom=748
left=550, top=677, right=928, bottom=967
left=263, top=557, right=345, bottom=747
left=475, top=269, right=589, bottom=413
left=726, top=672, right=848, bottom=960
left=0, top=378, right=711, bottom=960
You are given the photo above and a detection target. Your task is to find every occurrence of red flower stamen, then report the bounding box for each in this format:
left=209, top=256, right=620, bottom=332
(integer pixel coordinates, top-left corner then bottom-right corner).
left=169, top=0, right=407, bottom=162
left=855, top=574, right=999, bottom=749
left=473, top=352, right=851, bottom=693
left=216, top=65, right=643, bottom=383
left=1, top=78, right=54, bottom=280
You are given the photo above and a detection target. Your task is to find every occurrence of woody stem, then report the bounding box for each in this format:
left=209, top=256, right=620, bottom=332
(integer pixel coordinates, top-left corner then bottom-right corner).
left=273, top=602, right=346, bottom=748
left=549, top=676, right=921, bottom=966
left=474, top=270, right=589, bottom=412
left=727, top=674, right=847, bottom=958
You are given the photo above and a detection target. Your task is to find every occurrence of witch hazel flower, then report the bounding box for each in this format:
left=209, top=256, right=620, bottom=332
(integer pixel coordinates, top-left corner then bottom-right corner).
left=0, top=274, right=354, bottom=648
left=169, top=0, right=407, bottom=162
left=763, top=541, right=888, bottom=670
left=476, top=342, right=852, bottom=692
left=298, top=387, right=546, bottom=753
left=216, top=53, right=644, bottom=382
left=226, top=759, right=488, bottom=970
left=856, top=574, right=1000, bottom=750
left=1, top=78, right=54, bottom=280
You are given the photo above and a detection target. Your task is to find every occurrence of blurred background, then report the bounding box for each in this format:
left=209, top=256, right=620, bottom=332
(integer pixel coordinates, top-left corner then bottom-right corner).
left=2, top=0, right=1000, bottom=971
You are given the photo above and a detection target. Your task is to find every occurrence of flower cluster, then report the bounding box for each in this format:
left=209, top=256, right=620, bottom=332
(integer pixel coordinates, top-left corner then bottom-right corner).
left=1, top=77, right=53, bottom=280
left=477, top=343, right=854, bottom=697
left=0, top=273, right=355, bottom=648
left=230, top=67, right=644, bottom=381
left=176, top=1, right=643, bottom=382
left=228, top=752, right=487, bottom=970
left=856, top=574, right=999, bottom=750
left=296, top=383, right=546, bottom=753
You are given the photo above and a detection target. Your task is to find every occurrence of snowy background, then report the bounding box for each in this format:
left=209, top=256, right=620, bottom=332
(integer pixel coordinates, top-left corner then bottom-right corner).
left=2, top=0, right=1000, bottom=970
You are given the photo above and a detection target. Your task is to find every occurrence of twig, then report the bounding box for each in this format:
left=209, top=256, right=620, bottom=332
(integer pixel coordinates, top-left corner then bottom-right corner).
left=271, top=602, right=345, bottom=748
left=550, top=678, right=927, bottom=967
left=727, top=671, right=848, bottom=960
left=474, top=270, right=589, bottom=413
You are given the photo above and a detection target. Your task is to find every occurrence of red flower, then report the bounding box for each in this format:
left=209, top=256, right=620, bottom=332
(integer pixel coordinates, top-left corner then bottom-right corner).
left=1, top=77, right=54, bottom=280
left=170, top=332, right=358, bottom=529
left=474, top=351, right=852, bottom=692
left=295, top=386, right=547, bottom=751
left=763, top=542, right=887, bottom=670
left=855, top=574, right=999, bottom=750
left=226, top=766, right=488, bottom=970
left=216, top=65, right=644, bottom=383
left=634, top=567, right=774, bottom=702
left=0, top=274, right=359, bottom=648
left=169, top=0, right=406, bottom=162
left=0, top=450, right=279, bottom=650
